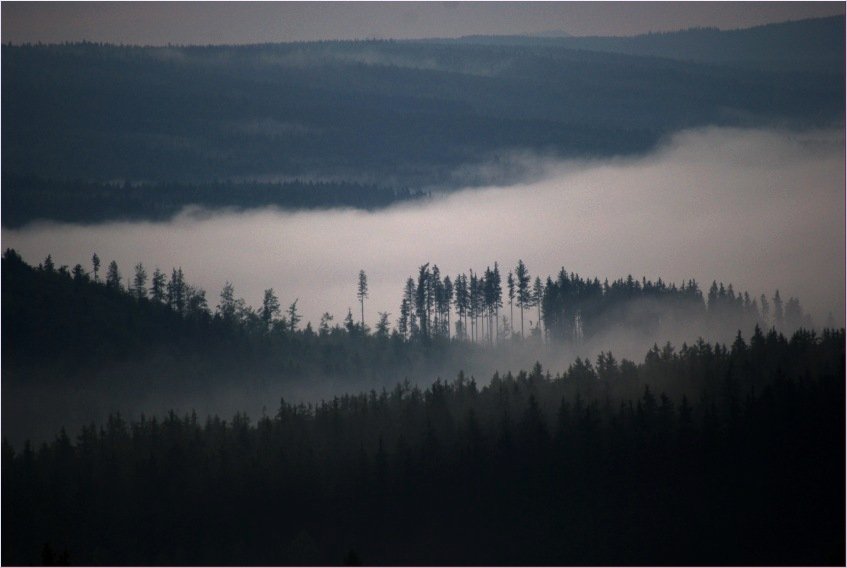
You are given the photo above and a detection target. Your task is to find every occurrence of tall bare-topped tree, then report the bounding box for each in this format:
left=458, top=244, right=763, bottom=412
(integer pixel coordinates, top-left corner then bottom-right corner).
left=416, top=264, right=430, bottom=339
left=515, top=260, right=530, bottom=338
left=453, top=273, right=468, bottom=340
left=469, top=270, right=479, bottom=342
left=443, top=275, right=453, bottom=340
left=357, top=270, right=368, bottom=328
left=492, top=263, right=502, bottom=343
left=507, top=271, right=515, bottom=337
left=532, top=276, right=544, bottom=338
left=483, top=266, right=494, bottom=344
left=404, top=277, right=418, bottom=339
left=430, top=265, right=442, bottom=336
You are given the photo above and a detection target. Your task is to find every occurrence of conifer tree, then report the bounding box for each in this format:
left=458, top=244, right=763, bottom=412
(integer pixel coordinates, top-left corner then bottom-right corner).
left=515, top=260, right=530, bottom=338
left=443, top=275, right=453, bottom=340
left=376, top=312, right=391, bottom=338
left=357, top=270, right=368, bottom=327
left=492, top=263, right=502, bottom=342
left=261, top=288, right=281, bottom=330
left=319, top=312, right=334, bottom=336
left=404, top=277, right=418, bottom=339
left=773, top=290, right=784, bottom=329
left=507, top=271, right=515, bottom=337
left=91, top=253, right=101, bottom=282
left=150, top=268, right=166, bottom=303
left=416, top=264, right=430, bottom=339
left=168, top=268, right=186, bottom=314
left=532, top=276, right=544, bottom=337
left=287, top=299, right=301, bottom=333
left=217, top=281, right=237, bottom=323
left=71, top=264, right=87, bottom=282
left=106, top=260, right=122, bottom=289
left=133, top=263, right=148, bottom=299
left=398, top=298, right=410, bottom=340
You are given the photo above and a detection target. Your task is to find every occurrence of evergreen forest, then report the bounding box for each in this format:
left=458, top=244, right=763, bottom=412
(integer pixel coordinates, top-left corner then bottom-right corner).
left=2, top=11, right=845, bottom=567
left=2, top=249, right=844, bottom=565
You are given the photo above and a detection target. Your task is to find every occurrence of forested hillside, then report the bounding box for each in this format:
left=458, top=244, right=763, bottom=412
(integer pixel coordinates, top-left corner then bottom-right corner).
left=3, top=245, right=844, bottom=565
left=0, top=248, right=822, bottom=451
left=1, top=174, right=425, bottom=228
left=3, top=327, right=843, bottom=565
left=3, top=15, right=843, bottom=226
left=3, top=249, right=814, bottom=387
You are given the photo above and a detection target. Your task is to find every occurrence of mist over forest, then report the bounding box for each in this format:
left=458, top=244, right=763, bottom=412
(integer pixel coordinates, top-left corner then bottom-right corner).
left=2, top=13, right=844, bottom=567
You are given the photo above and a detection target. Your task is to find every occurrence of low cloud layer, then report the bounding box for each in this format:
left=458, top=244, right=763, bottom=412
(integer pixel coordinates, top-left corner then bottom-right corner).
left=4, top=126, right=844, bottom=331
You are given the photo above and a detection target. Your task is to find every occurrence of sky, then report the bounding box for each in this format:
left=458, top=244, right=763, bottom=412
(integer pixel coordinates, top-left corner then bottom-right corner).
left=2, top=1, right=844, bottom=45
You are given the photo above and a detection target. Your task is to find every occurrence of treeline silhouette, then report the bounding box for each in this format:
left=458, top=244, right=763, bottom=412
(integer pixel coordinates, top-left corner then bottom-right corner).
left=2, top=249, right=463, bottom=389
left=3, top=327, right=843, bottom=565
left=1, top=173, right=425, bottom=228
left=396, top=261, right=812, bottom=344
left=4, top=249, right=815, bottom=389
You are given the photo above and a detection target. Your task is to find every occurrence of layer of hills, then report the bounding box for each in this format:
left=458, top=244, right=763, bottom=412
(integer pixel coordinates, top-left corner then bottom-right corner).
left=443, top=16, right=845, bottom=72
left=2, top=17, right=843, bottom=227
left=2, top=247, right=844, bottom=565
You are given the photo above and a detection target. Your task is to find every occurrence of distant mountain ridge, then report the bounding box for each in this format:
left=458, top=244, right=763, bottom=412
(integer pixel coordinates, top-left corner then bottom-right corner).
left=440, top=16, right=844, bottom=72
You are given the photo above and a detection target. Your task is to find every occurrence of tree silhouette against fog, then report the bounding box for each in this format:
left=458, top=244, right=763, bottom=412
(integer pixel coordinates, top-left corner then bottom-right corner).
left=357, top=270, right=368, bottom=328
left=515, top=259, right=530, bottom=338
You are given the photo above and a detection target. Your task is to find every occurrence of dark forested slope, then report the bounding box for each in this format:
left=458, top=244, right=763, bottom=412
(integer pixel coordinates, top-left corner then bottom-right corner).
left=1, top=248, right=821, bottom=449
left=2, top=16, right=843, bottom=227
left=3, top=250, right=844, bottom=565
left=3, top=328, right=844, bottom=565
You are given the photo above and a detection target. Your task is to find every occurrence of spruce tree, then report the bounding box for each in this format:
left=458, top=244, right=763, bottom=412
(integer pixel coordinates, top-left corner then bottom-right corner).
left=357, top=270, right=368, bottom=328
left=133, top=263, right=147, bottom=299
left=91, top=253, right=100, bottom=282
left=515, top=260, right=530, bottom=338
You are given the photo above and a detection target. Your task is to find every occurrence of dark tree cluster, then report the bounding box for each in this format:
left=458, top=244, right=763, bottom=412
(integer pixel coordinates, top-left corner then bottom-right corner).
left=2, top=250, right=471, bottom=391
left=399, top=259, right=812, bottom=345
left=5, top=249, right=817, bottom=401
left=3, top=327, right=843, bottom=565
left=4, top=249, right=816, bottom=393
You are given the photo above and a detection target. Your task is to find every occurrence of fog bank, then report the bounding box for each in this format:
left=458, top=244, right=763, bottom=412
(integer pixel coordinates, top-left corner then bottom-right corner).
left=4, top=126, right=844, bottom=330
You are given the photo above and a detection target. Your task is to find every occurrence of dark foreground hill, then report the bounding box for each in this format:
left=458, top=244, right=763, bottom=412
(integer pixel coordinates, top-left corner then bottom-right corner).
left=3, top=326, right=844, bottom=565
